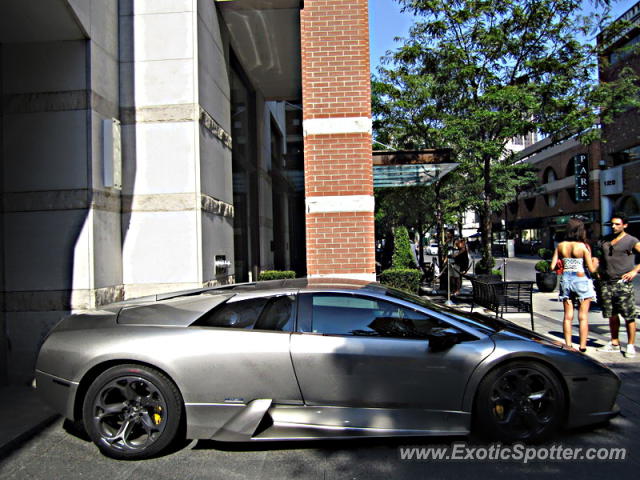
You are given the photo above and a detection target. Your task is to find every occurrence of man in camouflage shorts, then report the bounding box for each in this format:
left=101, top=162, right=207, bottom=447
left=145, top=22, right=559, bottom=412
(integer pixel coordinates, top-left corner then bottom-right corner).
left=596, top=213, right=640, bottom=358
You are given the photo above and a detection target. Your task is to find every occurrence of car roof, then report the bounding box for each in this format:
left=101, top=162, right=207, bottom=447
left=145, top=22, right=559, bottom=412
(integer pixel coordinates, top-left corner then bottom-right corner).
left=225, top=277, right=387, bottom=294
left=105, top=278, right=391, bottom=309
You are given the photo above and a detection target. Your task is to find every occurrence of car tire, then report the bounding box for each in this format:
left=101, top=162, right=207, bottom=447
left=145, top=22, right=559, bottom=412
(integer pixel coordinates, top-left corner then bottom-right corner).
left=475, top=361, right=565, bottom=443
left=82, top=364, right=183, bottom=459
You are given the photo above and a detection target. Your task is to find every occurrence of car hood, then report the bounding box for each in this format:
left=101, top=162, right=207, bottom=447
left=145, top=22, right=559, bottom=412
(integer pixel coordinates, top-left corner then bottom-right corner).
left=490, top=320, right=567, bottom=348
left=116, top=293, right=233, bottom=326
left=442, top=307, right=565, bottom=348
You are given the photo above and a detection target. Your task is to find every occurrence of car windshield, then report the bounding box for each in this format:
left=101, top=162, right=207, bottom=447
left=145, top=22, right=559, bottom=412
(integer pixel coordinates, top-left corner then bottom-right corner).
left=383, top=286, right=505, bottom=333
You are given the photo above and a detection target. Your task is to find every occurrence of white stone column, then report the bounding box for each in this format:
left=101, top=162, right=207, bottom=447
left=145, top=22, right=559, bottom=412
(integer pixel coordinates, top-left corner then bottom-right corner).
left=120, top=0, right=236, bottom=297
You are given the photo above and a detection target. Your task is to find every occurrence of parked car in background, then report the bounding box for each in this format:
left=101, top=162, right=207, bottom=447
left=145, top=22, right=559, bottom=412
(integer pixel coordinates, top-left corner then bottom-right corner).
left=426, top=243, right=439, bottom=256
left=36, top=278, right=620, bottom=459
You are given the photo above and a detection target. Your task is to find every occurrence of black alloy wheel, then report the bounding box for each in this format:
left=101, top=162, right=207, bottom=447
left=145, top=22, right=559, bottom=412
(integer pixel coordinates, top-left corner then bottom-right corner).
left=82, top=364, right=183, bottom=459
left=475, top=361, right=565, bottom=443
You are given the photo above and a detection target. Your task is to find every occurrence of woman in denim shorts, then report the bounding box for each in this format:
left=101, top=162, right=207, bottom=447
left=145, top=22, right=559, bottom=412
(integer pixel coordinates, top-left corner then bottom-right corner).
left=550, top=218, right=597, bottom=352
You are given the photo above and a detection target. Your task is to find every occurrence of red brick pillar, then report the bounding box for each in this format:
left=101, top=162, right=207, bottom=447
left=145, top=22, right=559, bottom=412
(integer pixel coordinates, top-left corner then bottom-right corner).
left=300, top=0, right=375, bottom=281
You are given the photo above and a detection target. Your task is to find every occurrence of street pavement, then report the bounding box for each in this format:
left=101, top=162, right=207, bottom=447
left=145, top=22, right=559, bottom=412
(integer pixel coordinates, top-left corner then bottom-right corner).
left=1, top=258, right=639, bottom=478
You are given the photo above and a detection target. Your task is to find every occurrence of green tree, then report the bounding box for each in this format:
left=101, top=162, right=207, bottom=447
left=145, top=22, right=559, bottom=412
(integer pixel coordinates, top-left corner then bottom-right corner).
left=392, top=226, right=415, bottom=268
left=373, top=0, right=639, bottom=263
left=375, top=185, right=435, bottom=268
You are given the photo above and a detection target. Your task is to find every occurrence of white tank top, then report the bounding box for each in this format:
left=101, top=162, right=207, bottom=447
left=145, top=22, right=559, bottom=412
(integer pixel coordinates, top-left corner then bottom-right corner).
left=562, top=257, right=584, bottom=273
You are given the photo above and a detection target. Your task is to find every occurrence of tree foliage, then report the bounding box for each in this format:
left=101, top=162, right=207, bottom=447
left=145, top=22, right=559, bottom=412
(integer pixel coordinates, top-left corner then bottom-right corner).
left=373, top=0, right=640, bottom=261
left=392, top=226, right=415, bottom=269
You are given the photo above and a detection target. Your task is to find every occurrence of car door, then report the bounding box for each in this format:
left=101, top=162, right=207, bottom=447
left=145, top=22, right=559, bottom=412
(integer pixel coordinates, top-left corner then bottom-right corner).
left=176, top=292, right=303, bottom=405
left=288, top=292, right=494, bottom=431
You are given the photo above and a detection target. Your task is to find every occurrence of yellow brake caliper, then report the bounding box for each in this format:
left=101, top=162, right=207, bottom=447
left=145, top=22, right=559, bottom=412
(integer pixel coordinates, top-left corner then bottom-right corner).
left=153, top=406, right=163, bottom=425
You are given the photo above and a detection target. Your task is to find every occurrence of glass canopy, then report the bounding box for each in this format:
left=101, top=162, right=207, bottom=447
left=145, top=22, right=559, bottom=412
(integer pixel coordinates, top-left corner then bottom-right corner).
left=373, top=163, right=458, bottom=188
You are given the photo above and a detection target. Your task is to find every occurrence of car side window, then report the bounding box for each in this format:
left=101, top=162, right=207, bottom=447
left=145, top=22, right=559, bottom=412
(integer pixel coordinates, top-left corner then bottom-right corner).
left=254, top=295, right=295, bottom=331
left=310, top=293, right=446, bottom=339
left=192, top=297, right=269, bottom=329
left=191, top=295, right=295, bottom=331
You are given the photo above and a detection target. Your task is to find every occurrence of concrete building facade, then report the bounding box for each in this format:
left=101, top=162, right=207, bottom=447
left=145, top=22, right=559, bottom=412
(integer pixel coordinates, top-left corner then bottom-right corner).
left=599, top=1, right=640, bottom=238
left=0, top=0, right=374, bottom=385
left=504, top=137, right=604, bottom=251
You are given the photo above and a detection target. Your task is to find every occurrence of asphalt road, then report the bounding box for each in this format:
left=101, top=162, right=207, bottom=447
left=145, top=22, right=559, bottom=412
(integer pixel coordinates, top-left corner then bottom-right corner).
left=0, top=396, right=638, bottom=480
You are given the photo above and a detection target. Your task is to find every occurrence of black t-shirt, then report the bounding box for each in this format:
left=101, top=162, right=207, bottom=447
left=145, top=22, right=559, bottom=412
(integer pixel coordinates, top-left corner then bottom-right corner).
left=454, top=249, right=470, bottom=271
left=599, top=233, right=640, bottom=280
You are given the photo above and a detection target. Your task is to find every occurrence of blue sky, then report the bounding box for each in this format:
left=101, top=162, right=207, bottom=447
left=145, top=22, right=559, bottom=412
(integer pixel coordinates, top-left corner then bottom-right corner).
left=369, top=0, right=636, bottom=73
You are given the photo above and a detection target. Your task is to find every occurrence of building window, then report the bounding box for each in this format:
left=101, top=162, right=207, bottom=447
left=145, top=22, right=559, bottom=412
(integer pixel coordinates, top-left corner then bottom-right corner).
left=612, top=145, right=640, bottom=166
left=565, top=160, right=575, bottom=177
left=609, top=35, right=640, bottom=67
left=617, top=195, right=640, bottom=218
left=546, top=193, right=558, bottom=208
left=543, top=167, right=557, bottom=184
left=525, top=197, right=536, bottom=211
left=524, top=132, right=538, bottom=147
left=543, top=168, right=557, bottom=207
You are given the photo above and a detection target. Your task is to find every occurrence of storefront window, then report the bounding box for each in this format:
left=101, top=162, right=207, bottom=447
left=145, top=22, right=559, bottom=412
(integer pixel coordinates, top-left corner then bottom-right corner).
left=522, top=229, right=542, bottom=243
left=231, top=65, right=257, bottom=282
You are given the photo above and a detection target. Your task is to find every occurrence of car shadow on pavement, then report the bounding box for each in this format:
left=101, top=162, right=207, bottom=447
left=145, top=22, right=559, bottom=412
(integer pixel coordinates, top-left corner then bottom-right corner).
left=192, top=435, right=469, bottom=453
left=190, top=421, right=613, bottom=453
left=62, top=419, right=90, bottom=442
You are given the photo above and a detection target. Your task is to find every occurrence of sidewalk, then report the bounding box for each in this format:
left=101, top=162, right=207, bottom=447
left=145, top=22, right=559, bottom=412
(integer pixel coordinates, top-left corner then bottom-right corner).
left=433, top=278, right=638, bottom=360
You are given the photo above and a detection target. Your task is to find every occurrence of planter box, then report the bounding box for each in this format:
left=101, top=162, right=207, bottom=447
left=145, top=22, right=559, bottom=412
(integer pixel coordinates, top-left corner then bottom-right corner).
left=535, top=272, right=557, bottom=292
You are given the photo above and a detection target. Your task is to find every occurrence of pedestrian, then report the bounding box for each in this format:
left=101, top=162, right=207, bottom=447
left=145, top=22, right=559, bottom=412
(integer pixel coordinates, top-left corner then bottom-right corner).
left=596, top=212, right=640, bottom=358
left=550, top=217, right=597, bottom=352
left=440, top=229, right=456, bottom=292
left=451, top=237, right=470, bottom=295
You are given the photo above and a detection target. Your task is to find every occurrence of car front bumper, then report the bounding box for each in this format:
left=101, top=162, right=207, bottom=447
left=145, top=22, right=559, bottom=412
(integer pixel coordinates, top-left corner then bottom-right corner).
left=565, top=372, right=621, bottom=429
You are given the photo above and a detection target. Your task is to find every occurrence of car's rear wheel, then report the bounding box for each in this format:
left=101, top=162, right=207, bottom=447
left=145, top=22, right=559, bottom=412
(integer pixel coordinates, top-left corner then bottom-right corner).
left=475, top=361, right=565, bottom=443
left=82, top=364, right=183, bottom=459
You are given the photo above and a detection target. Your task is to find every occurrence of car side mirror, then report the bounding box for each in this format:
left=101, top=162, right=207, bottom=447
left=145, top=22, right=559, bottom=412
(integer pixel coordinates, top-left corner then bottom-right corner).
left=427, top=327, right=461, bottom=352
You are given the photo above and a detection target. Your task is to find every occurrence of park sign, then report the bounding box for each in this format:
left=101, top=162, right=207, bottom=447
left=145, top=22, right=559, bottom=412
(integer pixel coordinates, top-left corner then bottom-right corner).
left=574, top=154, right=590, bottom=202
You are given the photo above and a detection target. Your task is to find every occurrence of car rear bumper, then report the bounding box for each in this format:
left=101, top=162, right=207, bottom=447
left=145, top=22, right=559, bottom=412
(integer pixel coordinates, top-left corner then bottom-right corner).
left=35, top=370, right=78, bottom=420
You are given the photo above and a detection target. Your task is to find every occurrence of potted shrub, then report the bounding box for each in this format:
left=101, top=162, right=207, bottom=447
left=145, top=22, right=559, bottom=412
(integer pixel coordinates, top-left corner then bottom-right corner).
left=535, top=248, right=557, bottom=292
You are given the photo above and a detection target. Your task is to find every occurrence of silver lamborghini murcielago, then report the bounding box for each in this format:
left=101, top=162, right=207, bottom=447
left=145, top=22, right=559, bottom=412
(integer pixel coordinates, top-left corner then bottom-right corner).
left=36, top=278, right=620, bottom=459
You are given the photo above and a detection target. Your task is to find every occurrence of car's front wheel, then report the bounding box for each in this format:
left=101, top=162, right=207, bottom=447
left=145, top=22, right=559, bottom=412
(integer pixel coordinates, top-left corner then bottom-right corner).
left=82, top=364, right=183, bottom=459
left=475, top=361, right=565, bottom=443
